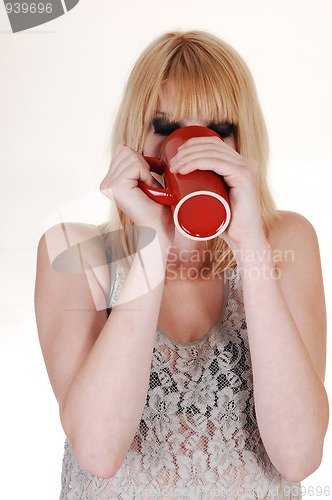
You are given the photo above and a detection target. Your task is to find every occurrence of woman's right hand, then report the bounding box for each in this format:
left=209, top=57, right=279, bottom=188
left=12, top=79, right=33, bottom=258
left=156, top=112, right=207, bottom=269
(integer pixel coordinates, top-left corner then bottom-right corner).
left=100, top=144, right=175, bottom=246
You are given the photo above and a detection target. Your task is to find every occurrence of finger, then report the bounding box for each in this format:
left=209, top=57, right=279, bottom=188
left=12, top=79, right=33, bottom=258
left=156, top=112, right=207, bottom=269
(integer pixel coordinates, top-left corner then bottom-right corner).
left=112, top=144, right=130, bottom=161
left=103, top=146, right=135, bottom=184
left=175, top=157, right=242, bottom=181
left=171, top=149, right=241, bottom=170
left=173, top=148, right=240, bottom=165
left=112, top=144, right=144, bottom=166
left=102, top=154, right=153, bottom=193
left=178, top=136, right=238, bottom=152
left=111, top=151, right=149, bottom=180
left=126, top=159, right=156, bottom=187
left=180, top=136, right=223, bottom=145
left=173, top=143, right=239, bottom=164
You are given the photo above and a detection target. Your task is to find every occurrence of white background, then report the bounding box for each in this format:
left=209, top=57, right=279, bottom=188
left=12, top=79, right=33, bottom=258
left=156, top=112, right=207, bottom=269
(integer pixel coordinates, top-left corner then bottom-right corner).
left=0, top=0, right=331, bottom=498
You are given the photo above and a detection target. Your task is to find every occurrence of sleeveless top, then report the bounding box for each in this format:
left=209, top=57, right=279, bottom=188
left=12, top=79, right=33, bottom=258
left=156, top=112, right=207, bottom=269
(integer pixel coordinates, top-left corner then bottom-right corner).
left=60, top=235, right=302, bottom=500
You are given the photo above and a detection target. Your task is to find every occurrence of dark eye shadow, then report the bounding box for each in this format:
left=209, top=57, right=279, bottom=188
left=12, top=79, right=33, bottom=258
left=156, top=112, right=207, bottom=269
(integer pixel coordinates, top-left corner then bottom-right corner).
left=207, top=121, right=235, bottom=139
left=151, top=115, right=235, bottom=139
left=151, top=117, right=181, bottom=136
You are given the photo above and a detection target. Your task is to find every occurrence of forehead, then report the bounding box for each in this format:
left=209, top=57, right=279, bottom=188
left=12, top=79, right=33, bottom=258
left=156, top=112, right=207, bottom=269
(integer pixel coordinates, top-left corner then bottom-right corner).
left=154, top=78, right=237, bottom=124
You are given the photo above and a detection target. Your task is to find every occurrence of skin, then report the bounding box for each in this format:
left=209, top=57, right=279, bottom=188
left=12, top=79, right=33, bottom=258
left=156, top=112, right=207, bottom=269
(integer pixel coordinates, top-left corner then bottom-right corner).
left=34, top=49, right=328, bottom=486
left=168, top=130, right=329, bottom=478
left=139, top=84, right=240, bottom=340
left=143, top=110, right=239, bottom=266
left=99, top=79, right=329, bottom=481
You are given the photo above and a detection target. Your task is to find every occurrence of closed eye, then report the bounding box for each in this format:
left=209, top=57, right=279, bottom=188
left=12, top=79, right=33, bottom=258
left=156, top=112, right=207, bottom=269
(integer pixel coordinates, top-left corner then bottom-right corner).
left=151, top=117, right=181, bottom=137
left=151, top=116, right=235, bottom=139
left=207, top=122, right=235, bottom=139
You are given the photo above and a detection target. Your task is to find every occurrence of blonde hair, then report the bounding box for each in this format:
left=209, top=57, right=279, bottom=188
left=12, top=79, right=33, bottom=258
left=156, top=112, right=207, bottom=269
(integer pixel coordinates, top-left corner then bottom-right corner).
left=98, top=29, right=280, bottom=279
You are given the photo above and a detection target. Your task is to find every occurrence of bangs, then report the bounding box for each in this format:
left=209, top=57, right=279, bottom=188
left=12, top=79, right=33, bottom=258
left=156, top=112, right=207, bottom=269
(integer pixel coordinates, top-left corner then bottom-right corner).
left=109, top=30, right=277, bottom=279
left=156, top=47, right=240, bottom=126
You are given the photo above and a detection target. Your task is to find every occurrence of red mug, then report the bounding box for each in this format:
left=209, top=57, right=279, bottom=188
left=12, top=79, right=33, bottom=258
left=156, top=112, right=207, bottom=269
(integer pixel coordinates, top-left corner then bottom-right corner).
left=138, top=125, right=231, bottom=241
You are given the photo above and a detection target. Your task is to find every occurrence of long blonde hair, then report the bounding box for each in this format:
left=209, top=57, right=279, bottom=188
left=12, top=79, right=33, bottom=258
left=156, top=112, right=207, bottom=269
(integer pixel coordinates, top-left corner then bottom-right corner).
left=98, top=29, right=280, bottom=279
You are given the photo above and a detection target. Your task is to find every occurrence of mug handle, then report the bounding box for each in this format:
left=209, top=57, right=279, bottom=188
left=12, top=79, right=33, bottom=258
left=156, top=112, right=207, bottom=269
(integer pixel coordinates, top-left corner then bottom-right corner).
left=137, top=156, right=176, bottom=206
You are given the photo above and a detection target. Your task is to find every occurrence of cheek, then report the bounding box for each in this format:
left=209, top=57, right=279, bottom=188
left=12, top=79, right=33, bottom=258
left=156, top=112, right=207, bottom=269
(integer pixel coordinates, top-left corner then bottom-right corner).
left=143, top=131, right=166, bottom=157
left=224, top=135, right=238, bottom=152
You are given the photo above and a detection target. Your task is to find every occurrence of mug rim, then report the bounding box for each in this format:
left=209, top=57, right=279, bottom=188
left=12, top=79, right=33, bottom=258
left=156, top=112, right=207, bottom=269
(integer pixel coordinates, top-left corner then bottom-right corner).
left=173, top=190, right=231, bottom=241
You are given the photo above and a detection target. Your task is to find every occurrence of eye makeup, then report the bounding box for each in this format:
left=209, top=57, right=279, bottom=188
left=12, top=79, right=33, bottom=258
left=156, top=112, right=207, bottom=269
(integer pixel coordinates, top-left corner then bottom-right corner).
left=207, top=122, right=235, bottom=139
left=151, top=116, right=181, bottom=137
left=151, top=114, right=235, bottom=139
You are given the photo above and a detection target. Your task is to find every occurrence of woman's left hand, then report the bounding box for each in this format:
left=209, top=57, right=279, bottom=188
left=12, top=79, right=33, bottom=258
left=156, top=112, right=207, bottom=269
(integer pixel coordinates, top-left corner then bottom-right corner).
left=169, top=135, right=268, bottom=254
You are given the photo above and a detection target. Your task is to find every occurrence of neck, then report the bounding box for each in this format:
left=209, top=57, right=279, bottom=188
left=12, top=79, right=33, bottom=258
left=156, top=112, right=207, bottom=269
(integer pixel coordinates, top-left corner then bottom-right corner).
left=165, top=231, right=207, bottom=282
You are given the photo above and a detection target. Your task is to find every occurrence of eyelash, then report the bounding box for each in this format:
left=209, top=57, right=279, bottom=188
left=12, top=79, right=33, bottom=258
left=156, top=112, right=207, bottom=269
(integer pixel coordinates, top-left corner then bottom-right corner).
left=151, top=119, right=234, bottom=139
left=208, top=126, right=234, bottom=139
left=151, top=119, right=179, bottom=137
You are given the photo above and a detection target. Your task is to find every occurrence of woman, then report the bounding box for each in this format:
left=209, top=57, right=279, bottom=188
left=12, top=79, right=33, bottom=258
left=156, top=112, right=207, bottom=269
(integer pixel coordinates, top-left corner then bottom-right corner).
left=35, top=30, right=328, bottom=499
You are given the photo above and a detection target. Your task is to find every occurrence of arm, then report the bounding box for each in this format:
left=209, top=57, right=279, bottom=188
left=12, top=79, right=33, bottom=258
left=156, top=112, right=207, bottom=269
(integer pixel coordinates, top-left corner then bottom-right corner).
left=170, top=137, right=329, bottom=482
left=35, top=146, right=174, bottom=479
left=60, top=228, right=170, bottom=479
left=56, top=144, right=175, bottom=478
left=236, top=211, right=328, bottom=482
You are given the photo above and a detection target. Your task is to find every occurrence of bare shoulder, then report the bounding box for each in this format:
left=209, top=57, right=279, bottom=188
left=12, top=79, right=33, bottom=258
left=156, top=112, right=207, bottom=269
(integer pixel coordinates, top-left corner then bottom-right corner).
left=39, top=221, right=104, bottom=250
left=267, top=210, right=319, bottom=254
left=38, top=221, right=111, bottom=297
left=35, top=222, right=111, bottom=417
left=265, top=216, right=327, bottom=384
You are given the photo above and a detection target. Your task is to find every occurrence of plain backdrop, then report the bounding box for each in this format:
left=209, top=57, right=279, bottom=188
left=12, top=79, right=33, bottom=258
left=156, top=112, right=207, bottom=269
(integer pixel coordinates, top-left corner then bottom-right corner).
left=0, top=0, right=331, bottom=498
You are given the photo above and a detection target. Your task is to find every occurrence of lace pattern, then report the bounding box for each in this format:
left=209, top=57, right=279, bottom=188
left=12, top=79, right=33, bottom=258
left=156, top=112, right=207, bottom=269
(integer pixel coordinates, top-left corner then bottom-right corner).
left=60, top=262, right=302, bottom=499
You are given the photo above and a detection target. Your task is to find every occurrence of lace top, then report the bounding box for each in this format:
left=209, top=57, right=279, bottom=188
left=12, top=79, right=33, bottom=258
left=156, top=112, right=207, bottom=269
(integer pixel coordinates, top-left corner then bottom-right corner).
left=60, top=249, right=302, bottom=499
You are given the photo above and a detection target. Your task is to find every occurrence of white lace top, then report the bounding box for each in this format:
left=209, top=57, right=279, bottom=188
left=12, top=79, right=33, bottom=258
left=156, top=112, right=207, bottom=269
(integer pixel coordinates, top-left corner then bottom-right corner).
left=60, top=257, right=302, bottom=499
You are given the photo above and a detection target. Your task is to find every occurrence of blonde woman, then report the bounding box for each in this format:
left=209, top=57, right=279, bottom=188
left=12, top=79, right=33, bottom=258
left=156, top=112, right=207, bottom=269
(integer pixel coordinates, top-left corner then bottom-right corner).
left=35, top=30, right=328, bottom=499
